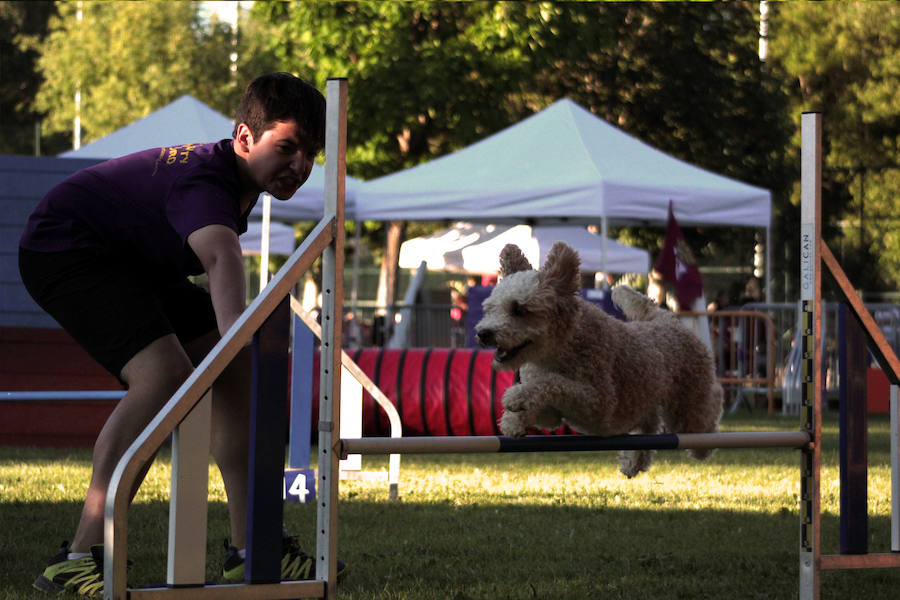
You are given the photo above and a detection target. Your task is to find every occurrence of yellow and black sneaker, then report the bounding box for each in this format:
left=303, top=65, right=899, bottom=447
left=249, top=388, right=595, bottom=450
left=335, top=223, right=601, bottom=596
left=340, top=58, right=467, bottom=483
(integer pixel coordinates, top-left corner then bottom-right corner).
left=222, top=536, right=346, bottom=583
left=33, top=542, right=104, bottom=598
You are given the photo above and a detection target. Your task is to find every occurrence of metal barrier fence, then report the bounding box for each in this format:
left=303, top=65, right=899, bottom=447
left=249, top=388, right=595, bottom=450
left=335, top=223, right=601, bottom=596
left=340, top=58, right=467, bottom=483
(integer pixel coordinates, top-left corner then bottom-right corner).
left=681, top=310, right=777, bottom=414
left=746, top=302, right=900, bottom=415
left=340, top=303, right=467, bottom=348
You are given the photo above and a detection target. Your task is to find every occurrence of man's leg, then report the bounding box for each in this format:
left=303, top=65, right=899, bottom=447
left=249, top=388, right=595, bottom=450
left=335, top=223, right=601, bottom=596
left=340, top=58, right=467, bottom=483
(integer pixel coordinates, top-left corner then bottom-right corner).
left=185, top=330, right=339, bottom=582
left=69, top=334, right=194, bottom=553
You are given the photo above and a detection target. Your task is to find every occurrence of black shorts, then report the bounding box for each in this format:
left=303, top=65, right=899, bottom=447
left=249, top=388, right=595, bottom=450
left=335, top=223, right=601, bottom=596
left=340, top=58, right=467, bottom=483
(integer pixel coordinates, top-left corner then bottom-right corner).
left=18, top=247, right=218, bottom=381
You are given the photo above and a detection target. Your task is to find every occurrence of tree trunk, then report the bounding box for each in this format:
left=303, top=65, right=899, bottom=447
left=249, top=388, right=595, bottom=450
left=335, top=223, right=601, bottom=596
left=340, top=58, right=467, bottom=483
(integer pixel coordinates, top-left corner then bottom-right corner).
left=375, top=220, right=406, bottom=343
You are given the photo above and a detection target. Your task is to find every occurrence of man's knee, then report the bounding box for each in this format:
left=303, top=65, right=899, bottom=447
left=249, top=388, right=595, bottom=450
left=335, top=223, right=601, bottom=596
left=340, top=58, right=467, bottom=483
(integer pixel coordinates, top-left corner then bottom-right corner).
left=121, top=335, right=194, bottom=392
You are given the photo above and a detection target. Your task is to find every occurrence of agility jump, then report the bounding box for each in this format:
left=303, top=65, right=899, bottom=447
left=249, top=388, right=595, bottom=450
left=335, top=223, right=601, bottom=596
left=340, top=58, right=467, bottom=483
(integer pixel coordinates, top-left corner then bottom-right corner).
left=340, top=111, right=900, bottom=600
left=101, top=87, right=900, bottom=600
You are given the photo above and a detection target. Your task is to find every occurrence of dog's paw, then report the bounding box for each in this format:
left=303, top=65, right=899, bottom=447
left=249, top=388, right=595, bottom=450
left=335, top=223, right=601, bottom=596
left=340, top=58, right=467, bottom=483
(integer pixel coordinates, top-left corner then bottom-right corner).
left=617, top=450, right=654, bottom=478
left=499, top=410, right=528, bottom=439
left=501, top=385, right=528, bottom=412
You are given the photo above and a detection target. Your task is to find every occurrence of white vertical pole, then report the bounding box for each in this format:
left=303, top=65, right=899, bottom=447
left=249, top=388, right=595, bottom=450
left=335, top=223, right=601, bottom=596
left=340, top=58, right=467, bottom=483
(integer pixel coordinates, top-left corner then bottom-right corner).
left=74, top=2, right=83, bottom=150
left=600, top=214, right=608, bottom=284
left=892, top=384, right=899, bottom=551
left=166, top=392, right=211, bottom=586
left=316, top=77, right=347, bottom=599
left=339, top=368, right=362, bottom=472
left=799, top=111, right=822, bottom=600
left=260, top=193, right=271, bottom=294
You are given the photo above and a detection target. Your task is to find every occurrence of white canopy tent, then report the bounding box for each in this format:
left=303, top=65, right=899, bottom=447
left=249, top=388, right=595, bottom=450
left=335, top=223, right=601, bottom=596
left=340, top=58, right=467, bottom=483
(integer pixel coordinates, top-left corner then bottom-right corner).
left=356, top=97, right=772, bottom=302
left=356, top=98, right=770, bottom=228
left=61, top=95, right=235, bottom=159
left=399, top=222, right=650, bottom=275
left=240, top=221, right=295, bottom=255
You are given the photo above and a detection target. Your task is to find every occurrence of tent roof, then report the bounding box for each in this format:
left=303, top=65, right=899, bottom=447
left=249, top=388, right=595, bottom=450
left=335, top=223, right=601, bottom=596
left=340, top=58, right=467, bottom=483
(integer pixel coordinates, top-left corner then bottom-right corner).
left=356, top=98, right=770, bottom=227
left=399, top=222, right=650, bottom=274
left=60, top=95, right=235, bottom=159
left=58, top=94, right=358, bottom=220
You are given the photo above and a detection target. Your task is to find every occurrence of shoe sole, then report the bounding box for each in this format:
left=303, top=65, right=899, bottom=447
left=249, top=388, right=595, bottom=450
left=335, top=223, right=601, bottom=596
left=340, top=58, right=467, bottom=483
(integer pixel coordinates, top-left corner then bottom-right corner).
left=33, top=574, right=66, bottom=594
left=221, top=566, right=347, bottom=585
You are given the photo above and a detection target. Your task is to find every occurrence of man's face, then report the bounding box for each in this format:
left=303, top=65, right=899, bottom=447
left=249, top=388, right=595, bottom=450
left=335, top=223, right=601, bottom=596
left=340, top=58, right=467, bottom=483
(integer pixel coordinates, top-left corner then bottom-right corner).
left=241, top=120, right=321, bottom=200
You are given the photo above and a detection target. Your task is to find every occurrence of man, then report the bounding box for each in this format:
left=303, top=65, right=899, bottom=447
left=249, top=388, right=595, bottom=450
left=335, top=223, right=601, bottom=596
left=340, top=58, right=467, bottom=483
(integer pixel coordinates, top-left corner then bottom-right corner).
left=21, top=72, right=337, bottom=596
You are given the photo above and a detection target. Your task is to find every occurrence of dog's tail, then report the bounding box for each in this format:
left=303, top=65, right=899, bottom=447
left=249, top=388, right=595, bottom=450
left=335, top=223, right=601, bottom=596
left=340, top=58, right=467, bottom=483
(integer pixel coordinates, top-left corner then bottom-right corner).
left=611, top=285, right=673, bottom=322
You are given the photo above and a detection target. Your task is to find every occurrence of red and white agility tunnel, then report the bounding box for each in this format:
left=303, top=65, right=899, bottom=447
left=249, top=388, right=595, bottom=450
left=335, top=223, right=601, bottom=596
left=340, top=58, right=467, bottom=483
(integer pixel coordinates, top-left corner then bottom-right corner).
left=310, top=348, right=526, bottom=437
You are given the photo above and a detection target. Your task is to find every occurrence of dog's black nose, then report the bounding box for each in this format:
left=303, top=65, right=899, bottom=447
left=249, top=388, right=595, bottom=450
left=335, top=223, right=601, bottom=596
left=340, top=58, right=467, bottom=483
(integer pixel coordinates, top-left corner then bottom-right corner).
left=475, top=329, right=495, bottom=348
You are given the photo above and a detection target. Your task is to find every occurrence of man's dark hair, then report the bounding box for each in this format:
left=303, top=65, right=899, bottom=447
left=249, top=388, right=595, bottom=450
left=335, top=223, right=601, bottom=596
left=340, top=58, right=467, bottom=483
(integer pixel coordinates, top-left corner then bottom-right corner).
left=233, top=73, right=326, bottom=148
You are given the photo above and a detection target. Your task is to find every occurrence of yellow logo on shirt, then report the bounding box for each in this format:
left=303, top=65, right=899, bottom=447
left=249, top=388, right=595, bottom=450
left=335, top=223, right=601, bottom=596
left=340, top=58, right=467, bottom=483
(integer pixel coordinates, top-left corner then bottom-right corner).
left=152, top=143, right=201, bottom=175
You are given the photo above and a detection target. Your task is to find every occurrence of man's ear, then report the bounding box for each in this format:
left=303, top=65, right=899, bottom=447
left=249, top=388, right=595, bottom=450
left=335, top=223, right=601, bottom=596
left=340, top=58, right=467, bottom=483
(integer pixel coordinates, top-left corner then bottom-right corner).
left=234, top=123, right=254, bottom=153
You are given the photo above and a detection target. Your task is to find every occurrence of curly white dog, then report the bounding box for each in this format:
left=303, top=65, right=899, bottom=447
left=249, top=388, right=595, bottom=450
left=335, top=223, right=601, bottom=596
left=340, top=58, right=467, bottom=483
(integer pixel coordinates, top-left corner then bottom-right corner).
left=475, top=241, right=723, bottom=477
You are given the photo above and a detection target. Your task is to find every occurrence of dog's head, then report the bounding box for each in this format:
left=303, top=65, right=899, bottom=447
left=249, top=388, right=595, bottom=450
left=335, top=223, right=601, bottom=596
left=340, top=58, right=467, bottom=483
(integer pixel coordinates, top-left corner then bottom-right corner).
left=475, top=241, right=581, bottom=371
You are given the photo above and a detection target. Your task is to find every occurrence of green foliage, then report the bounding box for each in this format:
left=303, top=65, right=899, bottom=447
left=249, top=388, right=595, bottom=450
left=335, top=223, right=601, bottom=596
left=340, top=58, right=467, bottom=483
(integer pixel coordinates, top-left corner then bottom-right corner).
left=0, top=1, right=60, bottom=155
left=251, top=1, right=794, bottom=300
left=769, top=2, right=900, bottom=293
left=12, top=1, right=900, bottom=297
left=22, top=1, right=248, bottom=144
left=252, top=1, right=528, bottom=180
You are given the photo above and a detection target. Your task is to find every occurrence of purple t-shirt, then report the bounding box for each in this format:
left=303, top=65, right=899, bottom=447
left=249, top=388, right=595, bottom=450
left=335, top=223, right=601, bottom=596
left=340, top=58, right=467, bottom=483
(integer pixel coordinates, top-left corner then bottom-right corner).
left=20, top=139, right=251, bottom=278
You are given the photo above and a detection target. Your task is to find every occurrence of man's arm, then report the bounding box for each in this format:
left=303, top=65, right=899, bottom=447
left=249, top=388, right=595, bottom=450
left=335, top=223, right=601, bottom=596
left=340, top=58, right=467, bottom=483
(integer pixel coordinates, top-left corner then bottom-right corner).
left=188, top=224, right=247, bottom=337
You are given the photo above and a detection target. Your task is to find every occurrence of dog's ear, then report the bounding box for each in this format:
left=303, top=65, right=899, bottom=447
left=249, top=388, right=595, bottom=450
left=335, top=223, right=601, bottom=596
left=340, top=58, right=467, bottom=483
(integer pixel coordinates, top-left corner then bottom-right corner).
left=499, top=244, right=533, bottom=277
left=540, top=242, right=580, bottom=296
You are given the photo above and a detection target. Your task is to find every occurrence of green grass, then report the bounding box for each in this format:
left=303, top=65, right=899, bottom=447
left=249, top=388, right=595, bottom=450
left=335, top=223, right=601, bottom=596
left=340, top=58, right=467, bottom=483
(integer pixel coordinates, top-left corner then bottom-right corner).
left=4, top=413, right=900, bottom=599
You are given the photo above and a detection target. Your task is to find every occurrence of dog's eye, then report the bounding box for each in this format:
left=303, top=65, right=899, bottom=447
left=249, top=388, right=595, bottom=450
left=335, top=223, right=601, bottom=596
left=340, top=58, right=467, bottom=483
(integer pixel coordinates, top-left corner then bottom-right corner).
left=510, top=301, right=528, bottom=317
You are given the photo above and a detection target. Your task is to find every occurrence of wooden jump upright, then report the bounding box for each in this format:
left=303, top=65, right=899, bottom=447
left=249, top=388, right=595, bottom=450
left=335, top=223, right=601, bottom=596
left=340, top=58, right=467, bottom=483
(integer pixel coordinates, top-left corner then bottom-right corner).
left=800, top=112, right=900, bottom=599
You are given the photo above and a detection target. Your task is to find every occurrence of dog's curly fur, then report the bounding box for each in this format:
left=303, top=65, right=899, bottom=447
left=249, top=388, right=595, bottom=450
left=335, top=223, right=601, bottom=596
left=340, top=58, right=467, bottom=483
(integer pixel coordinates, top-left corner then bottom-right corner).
left=475, top=241, right=723, bottom=477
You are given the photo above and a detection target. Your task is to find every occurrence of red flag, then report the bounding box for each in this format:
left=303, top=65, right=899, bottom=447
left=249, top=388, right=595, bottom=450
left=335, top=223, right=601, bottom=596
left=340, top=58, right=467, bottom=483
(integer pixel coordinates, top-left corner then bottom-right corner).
left=654, top=201, right=704, bottom=309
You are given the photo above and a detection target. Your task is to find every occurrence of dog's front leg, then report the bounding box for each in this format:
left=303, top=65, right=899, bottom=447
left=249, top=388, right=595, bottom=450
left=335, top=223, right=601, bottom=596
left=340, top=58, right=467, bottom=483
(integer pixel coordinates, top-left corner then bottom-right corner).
left=521, top=373, right=603, bottom=432
left=499, top=384, right=535, bottom=438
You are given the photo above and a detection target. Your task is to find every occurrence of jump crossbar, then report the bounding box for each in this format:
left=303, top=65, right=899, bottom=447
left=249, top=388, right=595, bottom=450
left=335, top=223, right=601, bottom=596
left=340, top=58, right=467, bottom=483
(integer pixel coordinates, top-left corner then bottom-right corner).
left=339, top=431, right=811, bottom=457
left=0, top=391, right=125, bottom=401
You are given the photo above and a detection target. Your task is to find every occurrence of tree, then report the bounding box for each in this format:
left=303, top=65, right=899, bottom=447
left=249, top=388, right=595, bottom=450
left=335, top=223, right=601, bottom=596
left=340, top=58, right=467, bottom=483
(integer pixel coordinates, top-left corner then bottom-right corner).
left=497, top=2, right=794, bottom=299
left=22, top=1, right=260, bottom=147
left=769, top=2, right=900, bottom=294
left=252, top=1, right=794, bottom=301
left=0, top=1, right=62, bottom=155
left=252, top=1, right=527, bottom=181
left=250, top=1, right=537, bottom=310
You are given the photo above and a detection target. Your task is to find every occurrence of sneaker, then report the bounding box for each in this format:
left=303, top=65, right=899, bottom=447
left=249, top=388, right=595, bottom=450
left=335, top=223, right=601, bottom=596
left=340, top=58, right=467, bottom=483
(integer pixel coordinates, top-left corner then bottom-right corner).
left=33, top=542, right=104, bottom=598
left=222, top=536, right=346, bottom=582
